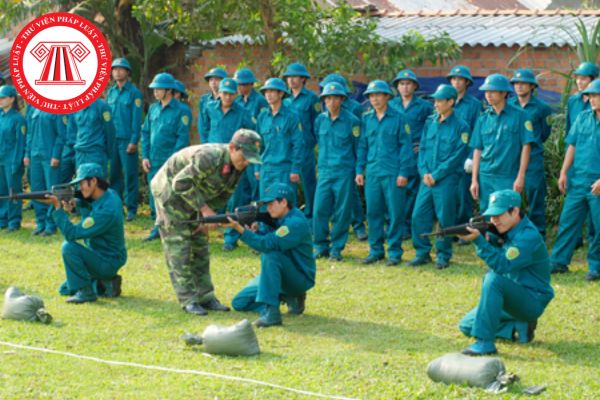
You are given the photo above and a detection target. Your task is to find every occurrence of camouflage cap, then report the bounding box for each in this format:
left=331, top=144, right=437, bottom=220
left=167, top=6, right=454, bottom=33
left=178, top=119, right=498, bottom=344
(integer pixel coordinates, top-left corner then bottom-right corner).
left=231, top=129, right=262, bottom=164
left=261, top=182, right=295, bottom=205
left=69, top=163, right=105, bottom=185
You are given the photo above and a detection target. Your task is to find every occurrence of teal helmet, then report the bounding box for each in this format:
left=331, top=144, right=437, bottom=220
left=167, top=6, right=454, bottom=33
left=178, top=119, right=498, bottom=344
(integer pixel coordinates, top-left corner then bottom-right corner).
left=282, top=63, right=310, bottom=79
left=574, top=62, right=599, bottom=78
left=320, top=82, right=347, bottom=99
left=174, top=80, right=188, bottom=98
left=260, top=78, right=290, bottom=95
left=148, top=72, right=177, bottom=89
left=510, top=68, right=538, bottom=87
left=204, top=67, right=228, bottom=81
left=111, top=57, right=131, bottom=71
left=0, top=85, right=17, bottom=98
left=479, top=74, right=513, bottom=92
left=582, top=78, right=600, bottom=95
left=363, top=80, right=393, bottom=96
left=219, top=78, right=238, bottom=94
left=446, top=65, right=474, bottom=85
left=69, top=163, right=105, bottom=185
left=392, top=69, right=420, bottom=89
left=319, top=73, right=351, bottom=94
left=233, top=68, right=257, bottom=84
left=431, top=84, right=458, bottom=101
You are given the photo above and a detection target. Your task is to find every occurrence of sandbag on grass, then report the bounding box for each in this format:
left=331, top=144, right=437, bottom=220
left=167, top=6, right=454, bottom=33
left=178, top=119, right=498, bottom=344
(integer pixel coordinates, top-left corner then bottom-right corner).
left=2, top=286, right=52, bottom=324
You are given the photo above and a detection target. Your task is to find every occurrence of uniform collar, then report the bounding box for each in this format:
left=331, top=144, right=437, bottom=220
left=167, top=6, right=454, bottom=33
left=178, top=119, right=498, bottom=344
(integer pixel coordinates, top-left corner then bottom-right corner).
left=506, top=215, right=527, bottom=241
left=113, top=80, right=131, bottom=92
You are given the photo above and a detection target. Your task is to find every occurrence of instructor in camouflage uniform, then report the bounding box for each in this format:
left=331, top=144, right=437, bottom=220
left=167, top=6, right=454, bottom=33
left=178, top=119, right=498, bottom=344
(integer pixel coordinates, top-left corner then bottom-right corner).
left=150, top=129, right=263, bottom=316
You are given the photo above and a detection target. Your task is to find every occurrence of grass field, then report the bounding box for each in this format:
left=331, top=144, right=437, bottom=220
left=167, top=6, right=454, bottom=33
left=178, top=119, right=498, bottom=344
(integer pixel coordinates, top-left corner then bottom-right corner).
left=0, top=210, right=598, bottom=399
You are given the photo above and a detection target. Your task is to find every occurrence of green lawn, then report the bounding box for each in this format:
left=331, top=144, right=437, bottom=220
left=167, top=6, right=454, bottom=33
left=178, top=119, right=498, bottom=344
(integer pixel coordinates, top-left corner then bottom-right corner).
left=0, top=210, right=598, bottom=399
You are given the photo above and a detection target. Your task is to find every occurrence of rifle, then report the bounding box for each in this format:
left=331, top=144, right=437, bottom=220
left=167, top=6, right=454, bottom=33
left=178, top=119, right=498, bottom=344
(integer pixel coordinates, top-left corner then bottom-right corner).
left=174, top=202, right=277, bottom=229
left=420, top=216, right=498, bottom=238
left=0, top=183, right=82, bottom=202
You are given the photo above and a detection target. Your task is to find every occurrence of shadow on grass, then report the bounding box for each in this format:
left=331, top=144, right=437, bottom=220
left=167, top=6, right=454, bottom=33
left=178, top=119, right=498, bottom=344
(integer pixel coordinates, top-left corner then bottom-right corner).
left=252, top=313, right=464, bottom=355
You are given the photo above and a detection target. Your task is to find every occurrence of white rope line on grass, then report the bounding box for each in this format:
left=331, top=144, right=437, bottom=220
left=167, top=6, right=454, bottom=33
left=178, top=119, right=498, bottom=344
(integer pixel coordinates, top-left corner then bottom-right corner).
left=0, top=341, right=358, bottom=400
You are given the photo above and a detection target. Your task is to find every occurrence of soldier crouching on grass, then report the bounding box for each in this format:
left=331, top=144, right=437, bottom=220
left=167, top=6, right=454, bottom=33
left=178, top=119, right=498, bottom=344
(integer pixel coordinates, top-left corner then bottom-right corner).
left=225, top=182, right=316, bottom=327
left=41, top=163, right=127, bottom=304
left=150, top=129, right=263, bottom=316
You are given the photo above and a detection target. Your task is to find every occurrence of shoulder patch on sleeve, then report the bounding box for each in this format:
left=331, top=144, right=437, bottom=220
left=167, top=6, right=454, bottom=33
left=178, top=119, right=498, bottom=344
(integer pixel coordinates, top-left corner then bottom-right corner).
left=505, top=246, right=520, bottom=261
left=252, top=116, right=257, bottom=124
left=298, top=122, right=303, bottom=132
left=62, top=116, right=68, bottom=125
left=182, top=115, right=190, bottom=126
left=352, top=126, right=360, bottom=138
left=82, top=217, right=95, bottom=229
left=275, top=226, right=289, bottom=237
left=545, top=115, right=552, bottom=126
left=135, top=98, right=142, bottom=108
left=21, top=125, right=26, bottom=135
left=405, top=123, right=411, bottom=135
left=102, top=111, right=111, bottom=122
left=314, top=102, right=321, bottom=112
left=461, top=132, right=469, bottom=144
left=524, top=120, right=533, bottom=132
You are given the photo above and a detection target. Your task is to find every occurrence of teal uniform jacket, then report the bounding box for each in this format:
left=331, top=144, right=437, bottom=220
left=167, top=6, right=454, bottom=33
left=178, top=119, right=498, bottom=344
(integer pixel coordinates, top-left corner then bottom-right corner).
left=240, top=208, right=315, bottom=280
left=418, top=112, right=470, bottom=181
left=357, top=106, right=413, bottom=178
left=26, top=109, right=66, bottom=161
left=73, top=100, right=115, bottom=157
left=507, top=96, right=552, bottom=173
left=343, top=98, right=364, bottom=119
left=53, top=188, right=127, bottom=265
left=106, top=81, right=143, bottom=144
left=256, top=104, right=304, bottom=174
left=283, top=87, right=320, bottom=150
left=315, top=109, right=360, bottom=177
left=470, top=103, right=536, bottom=179
left=202, top=100, right=255, bottom=144
left=178, top=101, right=193, bottom=130
left=235, top=90, right=268, bottom=119
left=454, top=94, right=482, bottom=131
left=390, top=96, right=434, bottom=147
left=473, top=216, right=553, bottom=298
left=198, top=92, right=219, bottom=143
left=0, top=108, right=26, bottom=170
left=566, top=92, right=590, bottom=134
left=141, top=98, right=191, bottom=167
left=550, top=109, right=600, bottom=273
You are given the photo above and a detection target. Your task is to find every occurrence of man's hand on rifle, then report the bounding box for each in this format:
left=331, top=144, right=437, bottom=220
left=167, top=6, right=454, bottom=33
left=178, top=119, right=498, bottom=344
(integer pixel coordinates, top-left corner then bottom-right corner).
left=224, top=216, right=245, bottom=234
left=37, top=194, right=60, bottom=209
left=457, top=226, right=480, bottom=242
left=192, top=205, right=219, bottom=235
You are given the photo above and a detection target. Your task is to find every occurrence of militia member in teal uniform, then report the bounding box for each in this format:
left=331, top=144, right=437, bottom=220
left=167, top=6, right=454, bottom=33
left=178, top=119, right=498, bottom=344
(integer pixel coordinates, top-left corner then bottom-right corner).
left=283, top=63, right=320, bottom=219
left=356, top=80, right=413, bottom=265
left=201, top=77, right=255, bottom=250
left=233, top=67, right=268, bottom=211
left=509, top=69, right=553, bottom=238
left=447, top=65, right=483, bottom=226
left=409, top=85, right=470, bottom=269
left=312, top=82, right=361, bottom=261
left=255, top=78, right=304, bottom=200
left=319, top=73, right=367, bottom=241
left=457, top=190, right=554, bottom=355
left=25, top=107, right=66, bottom=236
left=107, top=58, right=143, bottom=221
left=150, top=130, right=262, bottom=316
left=470, top=74, right=535, bottom=212
left=550, top=79, right=600, bottom=281
left=173, top=79, right=193, bottom=134
left=45, top=163, right=127, bottom=304
left=227, top=183, right=316, bottom=327
left=72, top=99, right=116, bottom=176
left=566, top=62, right=599, bottom=134
left=0, top=86, right=26, bottom=232
left=198, top=67, right=227, bottom=143
left=59, top=114, right=77, bottom=184
left=390, top=69, right=434, bottom=239
left=141, top=72, right=191, bottom=241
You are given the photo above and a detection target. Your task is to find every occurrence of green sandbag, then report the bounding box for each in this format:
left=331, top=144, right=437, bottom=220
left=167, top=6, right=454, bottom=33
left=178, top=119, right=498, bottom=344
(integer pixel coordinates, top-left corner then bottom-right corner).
left=201, top=319, right=260, bottom=356
left=2, top=287, right=52, bottom=324
left=427, top=352, right=505, bottom=388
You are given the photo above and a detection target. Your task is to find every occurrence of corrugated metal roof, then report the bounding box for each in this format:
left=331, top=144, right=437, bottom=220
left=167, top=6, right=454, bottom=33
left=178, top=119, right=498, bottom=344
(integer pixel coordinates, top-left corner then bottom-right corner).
left=207, top=11, right=600, bottom=48
left=0, top=38, right=13, bottom=79
left=375, top=13, right=598, bottom=47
